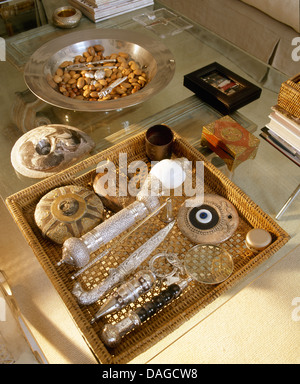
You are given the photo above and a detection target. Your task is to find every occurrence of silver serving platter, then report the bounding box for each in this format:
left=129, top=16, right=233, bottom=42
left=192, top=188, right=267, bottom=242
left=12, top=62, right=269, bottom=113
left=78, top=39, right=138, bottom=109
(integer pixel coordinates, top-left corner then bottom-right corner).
left=24, top=29, right=176, bottom=112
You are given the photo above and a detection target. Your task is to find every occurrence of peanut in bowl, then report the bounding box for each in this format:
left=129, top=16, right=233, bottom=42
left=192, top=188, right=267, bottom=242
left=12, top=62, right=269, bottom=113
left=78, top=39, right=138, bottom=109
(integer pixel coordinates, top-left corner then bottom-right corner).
left=53, top=45, right=150, bottom=102
left=24, top=29, right=176, bottom=112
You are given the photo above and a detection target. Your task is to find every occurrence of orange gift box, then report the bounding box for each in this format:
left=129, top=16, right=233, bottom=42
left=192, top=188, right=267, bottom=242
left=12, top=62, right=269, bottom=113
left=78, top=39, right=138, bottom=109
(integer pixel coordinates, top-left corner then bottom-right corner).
left=200, top=116, right=260, bottom=170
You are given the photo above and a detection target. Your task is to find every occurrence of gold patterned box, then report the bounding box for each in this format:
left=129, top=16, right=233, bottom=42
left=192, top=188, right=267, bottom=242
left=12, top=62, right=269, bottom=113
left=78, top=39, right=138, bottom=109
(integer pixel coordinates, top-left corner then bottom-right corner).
left=200, top=115, right=260, bottom=170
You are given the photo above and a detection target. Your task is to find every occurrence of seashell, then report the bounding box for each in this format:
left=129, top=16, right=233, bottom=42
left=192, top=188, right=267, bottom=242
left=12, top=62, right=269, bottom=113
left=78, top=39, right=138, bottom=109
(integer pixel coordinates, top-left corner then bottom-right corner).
left=34, top=185, right=104, bottom=245
left=11, top=124, right=95, bottom=178
left=150, top=159, right=187, bottom=190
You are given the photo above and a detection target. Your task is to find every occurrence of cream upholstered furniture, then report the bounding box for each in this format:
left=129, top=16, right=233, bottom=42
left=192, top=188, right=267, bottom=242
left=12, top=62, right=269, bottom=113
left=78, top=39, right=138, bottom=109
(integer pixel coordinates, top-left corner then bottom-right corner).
left=241, top=0, right=299, bottom=33
left=158, top=0, right=300, bottom=77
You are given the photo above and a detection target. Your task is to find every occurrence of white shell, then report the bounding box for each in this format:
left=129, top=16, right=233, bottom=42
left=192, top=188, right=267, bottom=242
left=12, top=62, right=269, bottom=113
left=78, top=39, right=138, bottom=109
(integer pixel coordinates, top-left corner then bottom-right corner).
left=11, top=124, right=95, bottom=178
left=150, top=159, right=186, bottom=189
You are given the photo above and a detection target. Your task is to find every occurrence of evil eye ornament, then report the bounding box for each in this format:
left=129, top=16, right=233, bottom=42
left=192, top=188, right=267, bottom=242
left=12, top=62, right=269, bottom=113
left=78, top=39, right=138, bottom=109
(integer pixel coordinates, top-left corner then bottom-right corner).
left=188, top=204, right=220, bottom=231
left=177, top=194, right=239, bottom=244
left=196, top=209, right=212, bottom=224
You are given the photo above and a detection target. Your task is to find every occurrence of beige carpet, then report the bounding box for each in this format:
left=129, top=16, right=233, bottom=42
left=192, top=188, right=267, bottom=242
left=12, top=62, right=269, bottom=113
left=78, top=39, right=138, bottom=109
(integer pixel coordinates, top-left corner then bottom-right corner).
left=143, top=244, right=300, bottom=364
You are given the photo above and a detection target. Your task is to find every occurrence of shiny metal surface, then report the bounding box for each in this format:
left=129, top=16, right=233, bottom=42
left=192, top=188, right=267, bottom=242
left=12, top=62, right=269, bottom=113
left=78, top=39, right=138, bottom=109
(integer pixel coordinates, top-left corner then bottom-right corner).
left=52, top=6, right=82, bottom=29
left=24, top=29, right=176, bottom=112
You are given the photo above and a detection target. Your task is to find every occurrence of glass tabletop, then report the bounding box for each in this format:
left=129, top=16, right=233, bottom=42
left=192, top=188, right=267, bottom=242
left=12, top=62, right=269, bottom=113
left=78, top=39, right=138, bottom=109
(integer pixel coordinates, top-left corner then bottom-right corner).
left=0, top=1, right=296, bottom=199
left=0, top=0, right=299, bottom=364
left=0, top=0, right=298, bottom=240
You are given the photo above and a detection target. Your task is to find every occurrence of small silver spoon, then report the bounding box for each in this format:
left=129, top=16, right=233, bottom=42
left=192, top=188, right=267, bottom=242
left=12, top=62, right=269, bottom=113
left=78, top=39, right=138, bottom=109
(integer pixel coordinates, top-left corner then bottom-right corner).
left=66, top=59, right=117, bottom=70
left=98, top=76, right=128, bottom=99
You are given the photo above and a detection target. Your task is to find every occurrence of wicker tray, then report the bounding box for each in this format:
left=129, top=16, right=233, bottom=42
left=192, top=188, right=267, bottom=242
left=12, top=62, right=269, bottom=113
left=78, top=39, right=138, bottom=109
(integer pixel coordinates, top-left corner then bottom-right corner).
left=278, top=73, right=300, bottom=118
left=5, top=131, right=289, bottom=364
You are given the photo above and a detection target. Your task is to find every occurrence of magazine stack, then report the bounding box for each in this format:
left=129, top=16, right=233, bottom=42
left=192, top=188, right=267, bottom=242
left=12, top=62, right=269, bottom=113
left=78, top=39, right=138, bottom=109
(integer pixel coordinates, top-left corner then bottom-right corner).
left=261, top=73, right=300, bottom=166
left=68, top=0, right=154, bottom=23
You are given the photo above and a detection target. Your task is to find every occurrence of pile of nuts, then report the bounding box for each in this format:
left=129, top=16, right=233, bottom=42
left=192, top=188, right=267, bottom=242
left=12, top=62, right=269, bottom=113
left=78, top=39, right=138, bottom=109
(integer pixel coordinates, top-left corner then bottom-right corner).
left=53, top=45, right=150, bottom=102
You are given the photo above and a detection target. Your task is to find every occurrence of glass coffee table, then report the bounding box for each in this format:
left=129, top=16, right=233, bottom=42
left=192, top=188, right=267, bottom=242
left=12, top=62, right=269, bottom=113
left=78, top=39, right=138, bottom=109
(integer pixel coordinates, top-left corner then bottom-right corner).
left=0, top=0, right=299, bottom=364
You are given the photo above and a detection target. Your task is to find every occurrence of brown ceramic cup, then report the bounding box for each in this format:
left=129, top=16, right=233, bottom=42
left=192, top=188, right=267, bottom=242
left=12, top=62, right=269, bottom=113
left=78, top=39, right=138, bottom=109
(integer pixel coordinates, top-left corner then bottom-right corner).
left=145, top=124, right=174, bottom=161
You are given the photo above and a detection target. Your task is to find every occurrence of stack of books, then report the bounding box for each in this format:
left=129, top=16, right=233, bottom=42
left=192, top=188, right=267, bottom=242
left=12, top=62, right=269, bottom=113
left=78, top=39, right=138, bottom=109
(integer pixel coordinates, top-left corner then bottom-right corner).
left=68, top=0, right=154, bottom=23
left=261, top=104, right=300, bottom=166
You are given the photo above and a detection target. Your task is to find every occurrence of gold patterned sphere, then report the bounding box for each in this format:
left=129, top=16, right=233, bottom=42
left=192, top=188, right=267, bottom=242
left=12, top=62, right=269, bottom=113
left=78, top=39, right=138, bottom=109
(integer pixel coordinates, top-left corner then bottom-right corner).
left=34, top=185, right=104, bottom=244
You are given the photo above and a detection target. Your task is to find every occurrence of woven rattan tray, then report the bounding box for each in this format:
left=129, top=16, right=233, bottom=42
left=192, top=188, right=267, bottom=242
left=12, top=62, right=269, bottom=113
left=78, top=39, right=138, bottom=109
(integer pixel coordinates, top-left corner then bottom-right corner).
left=278, top=72, right=300, bottom=118
left=5, top=131, right=289, bottom=364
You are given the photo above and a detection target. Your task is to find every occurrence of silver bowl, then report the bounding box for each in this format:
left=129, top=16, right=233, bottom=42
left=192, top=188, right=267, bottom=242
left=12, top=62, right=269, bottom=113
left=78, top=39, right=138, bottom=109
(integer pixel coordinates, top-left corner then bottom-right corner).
left=52, top=6, right=82, bottom=29
left=24, top=29, right=176, bottom=112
